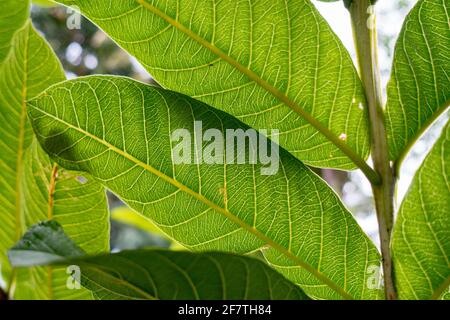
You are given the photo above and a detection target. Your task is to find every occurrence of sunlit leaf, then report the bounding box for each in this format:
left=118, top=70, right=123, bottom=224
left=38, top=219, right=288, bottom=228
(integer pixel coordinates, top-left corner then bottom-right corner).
left=0, top=18, right=64, bottom=288
left=112, top=206, right=185, bottom=250
left=0, top=14, right=109, bottom=299
left=10, top=221, right=310, bottom=300
left=32, top=0, right=57, bottom=7
left=386, top=0, right=450, bottom=164
left=56, top=0, right=370, bottom=170
left=112, top=206, right=169, bottom=236
left=392, top=120, right=450, bottom=300
left=0, top=0, right=29, bottom=64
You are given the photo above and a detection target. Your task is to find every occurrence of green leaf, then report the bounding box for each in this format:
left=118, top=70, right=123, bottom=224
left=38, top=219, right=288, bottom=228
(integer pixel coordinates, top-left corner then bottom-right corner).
left=0, top=0, right=29, bottom=64
left=341, top=0, right=377, bottom=9
left=112, top=205, right=185, bottom=250
left=0, top=19, right=63, bottom=286
left=32, top=0, right=57, bottom=7
left=28, top=76, right=382, bottom=300
left=392, top=120, right=450, bottom=300
left=13, top=141, right=110, bottom=300
left=56, top=0, right=370, bottom=171
left=21, top=142, right=109, bottom=257
left=0, top=19, right=109, bottom=299
left=386, top=0, right=450, bottom=164
left=10, top=221, right=310, bottom=300
left=112, top=206, right=168, bottom=236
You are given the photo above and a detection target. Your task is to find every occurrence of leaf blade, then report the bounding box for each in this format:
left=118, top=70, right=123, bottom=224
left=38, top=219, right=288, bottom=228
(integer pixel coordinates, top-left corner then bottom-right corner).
left=392, top=120, right=450, bottom=300
left=10, top=221, right=310, bottom=300
left=0, top=19, right=66, bottom=283
left=0, top=0, right=29, bottom=64
left=28, top=76, right=382, bottom=299
left=14, top=142, right=110, bottom=300
left=386, top=0, right=450, bottom=164
left=0, top=16, right=110, bottom=299
left=56, top=0, right=370, bottom=171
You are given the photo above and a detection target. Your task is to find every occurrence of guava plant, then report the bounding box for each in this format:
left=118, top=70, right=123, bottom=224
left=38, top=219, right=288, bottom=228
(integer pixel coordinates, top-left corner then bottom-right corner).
left=0, top=0, right=448, bottom=300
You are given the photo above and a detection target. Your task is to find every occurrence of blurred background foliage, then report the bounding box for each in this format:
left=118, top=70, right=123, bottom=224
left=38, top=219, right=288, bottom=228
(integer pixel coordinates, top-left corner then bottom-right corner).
left=30, top=0, right=447, bottom=251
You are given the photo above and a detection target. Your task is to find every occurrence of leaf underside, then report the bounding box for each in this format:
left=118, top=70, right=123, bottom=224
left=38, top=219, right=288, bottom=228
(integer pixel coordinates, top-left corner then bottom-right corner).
left=392, top=120, right=450, bottom=300
left=0, top=3, right=110, bottom=299
left=10, top=221, right=310, bottom=300
left=57, top=0, right=370, bottom=170
left=0, top=19, right=63, bottom=285
left=0, top=0, right=29, bottom=64
left=386, top=0, right=450, bottom=163
left=14, top=142, right=110, bottom=300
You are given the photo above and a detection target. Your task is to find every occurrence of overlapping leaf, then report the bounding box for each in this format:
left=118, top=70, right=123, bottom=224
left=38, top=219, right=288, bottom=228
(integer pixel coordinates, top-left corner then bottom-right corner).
left=392, top=120, right=450, bottom=300
left=386, top=0, right=450, bottom=163
left=10, top=221, right=309, bottom=300
left=57, top=0, right=370, bottom=170
left=0, top=18, right=63, bottom=286
left=14, top=142, right=110, bottom=300
left=111, top=205, right=184, bottom=250
left=0, top=10, right=109, bottom=298
left=28, top=76, right=382, bottom=300
left=0, top=0, right=29, bottom=64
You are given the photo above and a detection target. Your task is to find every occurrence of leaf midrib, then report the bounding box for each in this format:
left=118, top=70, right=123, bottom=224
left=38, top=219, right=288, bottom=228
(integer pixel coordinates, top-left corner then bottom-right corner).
left=15, top=23, right=30, bottom=242
left=81, top=264, right=157, bottom=300
left=28, top=101, right=353, bottom=300
left=127, top=0, right=378, bottom=183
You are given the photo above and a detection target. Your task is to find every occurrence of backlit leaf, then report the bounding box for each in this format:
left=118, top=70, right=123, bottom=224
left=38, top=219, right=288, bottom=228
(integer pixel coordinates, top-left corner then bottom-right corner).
left=28, top=76, right=382, bottom=300
left=56, top=0, right=370, bottom=170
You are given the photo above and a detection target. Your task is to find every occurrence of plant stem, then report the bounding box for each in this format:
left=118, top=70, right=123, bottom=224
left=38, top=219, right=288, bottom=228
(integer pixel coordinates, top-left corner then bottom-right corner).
left=349, top=0, right=397, bottom=300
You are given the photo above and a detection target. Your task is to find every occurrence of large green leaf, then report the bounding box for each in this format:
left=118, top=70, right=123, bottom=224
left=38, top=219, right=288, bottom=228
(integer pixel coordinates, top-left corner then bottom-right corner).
left=10, top=221, right=309, bottom=300
left=28, top=76, right=382, bottom=300
left=0, top=0, right=29, bottom=64
left=392, top=120, right=450, bottom=300
left=111, top=205, right=185, bottom=250
left=0, top=19, right=62, bottom=286
left=32, top=0, right=57, bottom=7
left=386, top=0, right=450, bottom=164
left=0, top=19, right=109, bottom=299
left=57, top=0, right=370, bottom=171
